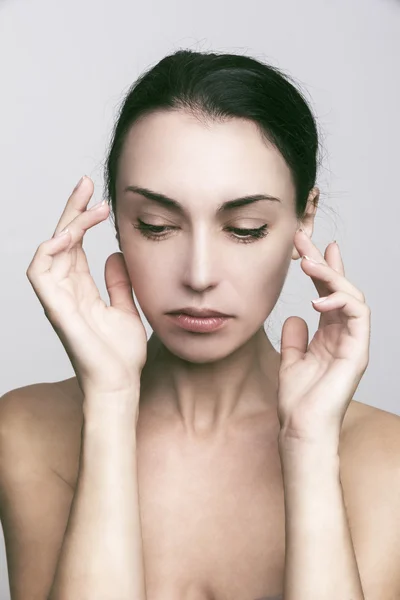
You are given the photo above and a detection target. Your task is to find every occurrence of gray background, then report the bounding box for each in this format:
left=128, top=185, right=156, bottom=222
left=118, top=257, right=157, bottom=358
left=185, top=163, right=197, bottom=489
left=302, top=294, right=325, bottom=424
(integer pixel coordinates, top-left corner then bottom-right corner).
left=0, top=0, right=399, bottom=597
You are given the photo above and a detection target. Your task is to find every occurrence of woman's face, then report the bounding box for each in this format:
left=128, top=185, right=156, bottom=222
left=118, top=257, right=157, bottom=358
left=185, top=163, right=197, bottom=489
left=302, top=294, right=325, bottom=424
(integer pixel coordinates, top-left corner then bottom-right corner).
left=115, top=110, right=300, bottom=363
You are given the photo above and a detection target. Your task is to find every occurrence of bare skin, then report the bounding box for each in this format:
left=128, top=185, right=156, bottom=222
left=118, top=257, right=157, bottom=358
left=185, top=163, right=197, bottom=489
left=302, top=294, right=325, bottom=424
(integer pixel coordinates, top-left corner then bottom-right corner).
left=8, top=111, right=400, bottom=598
left=37, top=330, right=378, bottom=600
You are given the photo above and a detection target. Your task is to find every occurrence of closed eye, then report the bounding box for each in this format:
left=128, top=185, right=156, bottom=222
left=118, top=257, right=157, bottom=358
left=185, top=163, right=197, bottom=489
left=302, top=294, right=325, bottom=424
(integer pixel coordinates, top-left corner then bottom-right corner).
left=133, top=219, right=269, bottom=245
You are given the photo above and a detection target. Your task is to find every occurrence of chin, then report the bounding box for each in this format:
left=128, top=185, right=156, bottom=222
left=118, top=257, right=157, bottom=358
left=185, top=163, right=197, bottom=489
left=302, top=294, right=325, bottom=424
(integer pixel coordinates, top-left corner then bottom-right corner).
left=155, top=325, right=258, bottom=365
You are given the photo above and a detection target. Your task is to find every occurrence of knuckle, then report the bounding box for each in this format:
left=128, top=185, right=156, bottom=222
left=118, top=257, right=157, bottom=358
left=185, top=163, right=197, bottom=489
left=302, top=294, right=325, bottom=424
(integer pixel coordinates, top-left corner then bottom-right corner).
left=348, top=288, right=365, bottom=303
left=26, top=271, right=37, bottom=288
left=36, top=239, right=49, bottom=253
left=26, top=263, right=35, bottom=278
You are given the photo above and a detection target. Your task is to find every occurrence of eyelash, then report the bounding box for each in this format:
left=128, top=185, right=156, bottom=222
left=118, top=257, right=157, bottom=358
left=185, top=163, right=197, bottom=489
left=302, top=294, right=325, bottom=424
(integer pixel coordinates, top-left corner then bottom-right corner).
left=133, top=219, right=269, bottom=244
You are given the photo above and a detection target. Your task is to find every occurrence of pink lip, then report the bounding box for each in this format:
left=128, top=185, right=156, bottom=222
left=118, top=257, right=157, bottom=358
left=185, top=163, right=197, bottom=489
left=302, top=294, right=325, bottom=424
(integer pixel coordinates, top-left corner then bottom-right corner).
left=168, top=307, right=231, bottom=317
left=167, top=313, right=231, bottom=333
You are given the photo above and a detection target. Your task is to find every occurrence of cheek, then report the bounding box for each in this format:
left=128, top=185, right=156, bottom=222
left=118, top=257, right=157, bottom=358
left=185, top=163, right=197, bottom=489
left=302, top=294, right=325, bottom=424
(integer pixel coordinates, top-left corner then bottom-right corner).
left=124, top=238, right=178, bottom=272
left=262, top=251, right=292, bottom=302
left=241, top=254, right=291, bottom=313
left=123, top=252, right=173, bottom=306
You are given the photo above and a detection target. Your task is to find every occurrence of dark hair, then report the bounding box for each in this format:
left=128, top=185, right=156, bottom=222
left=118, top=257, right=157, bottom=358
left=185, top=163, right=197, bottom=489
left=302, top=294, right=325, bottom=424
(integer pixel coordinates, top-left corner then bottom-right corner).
left=103, top=49, right=321, bottom=237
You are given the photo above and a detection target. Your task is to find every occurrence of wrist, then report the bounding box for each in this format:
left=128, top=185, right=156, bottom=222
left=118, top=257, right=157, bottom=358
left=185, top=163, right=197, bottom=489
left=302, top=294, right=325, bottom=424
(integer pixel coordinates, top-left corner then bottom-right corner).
left=278, top=430, right=340, bottom=459
left=278, top=422, right=340, bottom=451
left=83, top=387, right=141, bottom=424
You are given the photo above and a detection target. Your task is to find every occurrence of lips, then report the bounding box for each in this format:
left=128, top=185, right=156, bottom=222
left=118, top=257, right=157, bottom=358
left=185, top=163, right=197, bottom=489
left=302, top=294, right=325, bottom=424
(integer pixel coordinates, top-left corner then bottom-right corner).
left=168, top=307, right=231, bottom=318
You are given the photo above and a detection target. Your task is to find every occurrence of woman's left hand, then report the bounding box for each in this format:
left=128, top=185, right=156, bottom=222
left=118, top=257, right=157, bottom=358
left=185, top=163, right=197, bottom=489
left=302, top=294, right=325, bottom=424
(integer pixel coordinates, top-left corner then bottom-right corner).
left=277, top=229, right=371, bottom=446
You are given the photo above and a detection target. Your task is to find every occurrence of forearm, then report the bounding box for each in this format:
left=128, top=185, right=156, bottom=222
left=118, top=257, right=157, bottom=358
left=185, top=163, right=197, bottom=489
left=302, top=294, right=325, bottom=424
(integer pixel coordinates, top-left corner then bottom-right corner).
left=278, top=437, right=364, bottom=600
left=48, top=389, right=147, bottom=600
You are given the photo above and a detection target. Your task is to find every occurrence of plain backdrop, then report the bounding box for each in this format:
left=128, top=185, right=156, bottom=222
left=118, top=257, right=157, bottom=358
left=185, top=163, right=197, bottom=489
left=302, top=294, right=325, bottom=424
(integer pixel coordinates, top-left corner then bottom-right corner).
left=0, top=0, right=399, bottom=596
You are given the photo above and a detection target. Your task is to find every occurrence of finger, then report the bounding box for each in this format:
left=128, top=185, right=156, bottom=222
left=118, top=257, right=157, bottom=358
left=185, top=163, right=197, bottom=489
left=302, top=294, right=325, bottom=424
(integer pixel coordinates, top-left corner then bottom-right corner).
left=26, top=231, right=72, bottom=311
left=326, top=241, right=345, bottom=276
left=51, top=200, right=109, bottom=279
left=105, top=253, right=139, bottom=317
left=295, top=229, right=326, bottom=261
left=311, top=291, right=371, bottom=358
left=296, top=230, right=345, bottom=275
left=280, top=316, right=309, bottom=369
left=73, top=200, right=110, bottom=274
left=51, top=175, right=97, bottom=275
left=301, top=254, right=365, bottom=303
left=295, top=230, right=341, bottom=297
left=27, top=229, right=71, bottom=278
left=52, top=176, right=94, bottom=238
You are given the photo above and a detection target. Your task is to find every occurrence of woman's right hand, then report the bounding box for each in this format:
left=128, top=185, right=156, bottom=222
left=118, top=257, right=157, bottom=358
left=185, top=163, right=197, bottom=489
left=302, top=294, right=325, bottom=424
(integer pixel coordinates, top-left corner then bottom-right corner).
left=26, top=176, right=148, bottom=399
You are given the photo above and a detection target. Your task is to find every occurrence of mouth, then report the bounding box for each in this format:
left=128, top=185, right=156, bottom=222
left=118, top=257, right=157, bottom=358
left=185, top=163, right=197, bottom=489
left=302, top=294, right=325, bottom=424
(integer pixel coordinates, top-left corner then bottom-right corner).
left=168, top=307, right=232, bottom=318
left=166, top=311, right=232, bottom=333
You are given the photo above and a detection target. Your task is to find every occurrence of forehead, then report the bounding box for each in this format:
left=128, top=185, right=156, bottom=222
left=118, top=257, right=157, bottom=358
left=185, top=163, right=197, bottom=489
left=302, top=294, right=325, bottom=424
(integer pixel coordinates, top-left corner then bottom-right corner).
left=117, top=110, right=295, bottom=207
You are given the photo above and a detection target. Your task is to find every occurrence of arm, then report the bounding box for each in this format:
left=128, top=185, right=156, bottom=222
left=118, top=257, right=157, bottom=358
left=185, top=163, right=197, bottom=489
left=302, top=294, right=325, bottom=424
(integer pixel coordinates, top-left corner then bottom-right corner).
left=278, top=437, right=364, bottom=600
left=48, top=388, right=147, bottom=600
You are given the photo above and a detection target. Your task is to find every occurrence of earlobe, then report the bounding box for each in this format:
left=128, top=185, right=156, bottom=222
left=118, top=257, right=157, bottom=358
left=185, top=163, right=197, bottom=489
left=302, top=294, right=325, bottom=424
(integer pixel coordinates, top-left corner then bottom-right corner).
left=291, top=226, right=308, bottom=261
left=292, top=248, right=302, bottom=261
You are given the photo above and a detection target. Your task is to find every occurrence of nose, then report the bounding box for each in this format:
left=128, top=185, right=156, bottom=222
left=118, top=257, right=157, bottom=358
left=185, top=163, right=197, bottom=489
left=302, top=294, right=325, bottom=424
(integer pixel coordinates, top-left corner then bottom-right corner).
left=180, top=229, right=220, bottom=292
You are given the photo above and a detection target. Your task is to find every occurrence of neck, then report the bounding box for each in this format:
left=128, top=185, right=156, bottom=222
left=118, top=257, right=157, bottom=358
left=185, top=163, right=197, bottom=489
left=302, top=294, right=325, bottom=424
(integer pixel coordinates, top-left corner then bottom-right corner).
left=139, top=327, right=281, bottom=438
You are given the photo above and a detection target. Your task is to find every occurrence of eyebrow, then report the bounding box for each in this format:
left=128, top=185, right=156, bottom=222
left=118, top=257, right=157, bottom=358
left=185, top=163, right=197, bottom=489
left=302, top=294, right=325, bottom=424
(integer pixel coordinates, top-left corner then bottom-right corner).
left=124, top=185, right=282, bottom=214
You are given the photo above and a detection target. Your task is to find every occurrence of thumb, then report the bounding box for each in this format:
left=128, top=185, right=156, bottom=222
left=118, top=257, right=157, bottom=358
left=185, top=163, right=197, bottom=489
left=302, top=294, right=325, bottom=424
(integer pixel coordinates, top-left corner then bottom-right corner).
left=104, top=252, right=138, bottom=316
left=280, top=316, right=309, bottom=370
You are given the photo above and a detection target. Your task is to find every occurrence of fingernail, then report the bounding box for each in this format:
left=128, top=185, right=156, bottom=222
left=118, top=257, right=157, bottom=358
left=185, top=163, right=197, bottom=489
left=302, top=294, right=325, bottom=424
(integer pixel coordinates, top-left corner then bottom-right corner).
left=73, top=175, right=86, bottom=192
left=312, top=296, right=328, bottom=304
left=88, top=199, right=106, bottom=210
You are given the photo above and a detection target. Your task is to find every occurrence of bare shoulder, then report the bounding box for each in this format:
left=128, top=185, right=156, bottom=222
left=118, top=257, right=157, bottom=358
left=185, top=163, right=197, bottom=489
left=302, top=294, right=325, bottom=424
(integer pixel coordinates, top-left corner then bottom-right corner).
left=0, top=378, right=83, bottom=486
left=341, top=397, right=400, bottom=455
left=0, top=378, right=83, bottom=436
left=340, top=398, right=400, bottom=597
left=340, top=397, right=400, bottom=493
left=0, top=380, right=85, bottom=598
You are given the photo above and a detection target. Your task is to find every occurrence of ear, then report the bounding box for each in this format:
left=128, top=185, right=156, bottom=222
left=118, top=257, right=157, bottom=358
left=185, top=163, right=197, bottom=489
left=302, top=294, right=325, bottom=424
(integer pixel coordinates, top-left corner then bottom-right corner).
left=292, top=186, right=320, bottom=260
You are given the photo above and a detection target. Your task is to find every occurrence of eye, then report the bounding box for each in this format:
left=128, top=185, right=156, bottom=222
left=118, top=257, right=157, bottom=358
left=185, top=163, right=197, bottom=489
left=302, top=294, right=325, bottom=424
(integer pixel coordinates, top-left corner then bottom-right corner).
left=227, top=225, right=269, bottom=244
left=133, top=219, right=269, bottom=244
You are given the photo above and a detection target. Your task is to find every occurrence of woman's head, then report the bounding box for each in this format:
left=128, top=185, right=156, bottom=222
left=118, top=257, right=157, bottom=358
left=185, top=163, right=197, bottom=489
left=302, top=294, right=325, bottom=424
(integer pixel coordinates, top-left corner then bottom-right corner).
left=103, top=49, right=321, bottom=363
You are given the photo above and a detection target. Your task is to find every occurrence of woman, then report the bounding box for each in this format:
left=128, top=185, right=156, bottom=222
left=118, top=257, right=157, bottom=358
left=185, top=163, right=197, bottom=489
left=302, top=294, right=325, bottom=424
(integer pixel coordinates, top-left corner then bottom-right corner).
left=1, top=49, right=399, bottom=600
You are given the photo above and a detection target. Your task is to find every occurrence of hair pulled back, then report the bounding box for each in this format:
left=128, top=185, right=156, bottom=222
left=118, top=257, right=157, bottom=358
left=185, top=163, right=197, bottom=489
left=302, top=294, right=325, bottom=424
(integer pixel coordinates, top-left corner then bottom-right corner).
left=103, top=49, right=321, bottom=235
